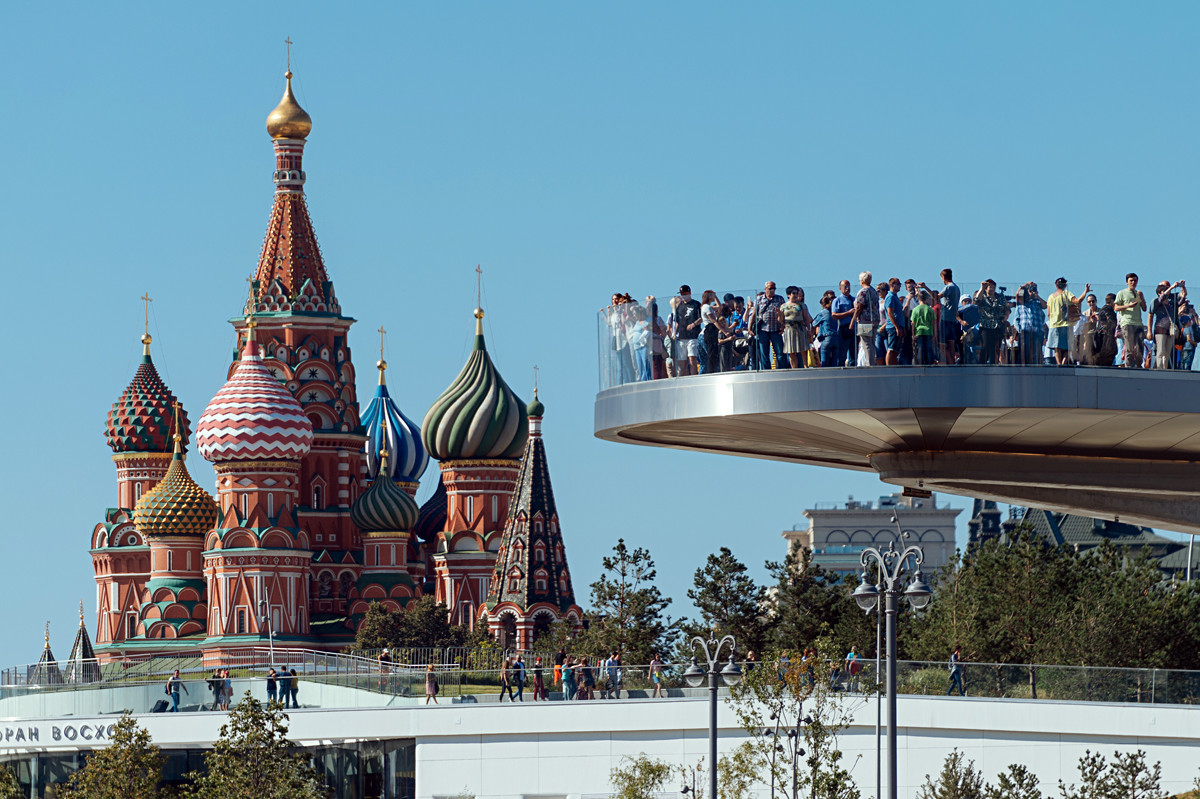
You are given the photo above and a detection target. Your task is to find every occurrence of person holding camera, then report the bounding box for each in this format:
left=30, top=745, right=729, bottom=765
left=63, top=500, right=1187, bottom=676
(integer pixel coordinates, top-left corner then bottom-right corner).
left=1047, top=277, right=1090, bottom=366
left=1011, top=282, right=1047, bottom=365
left=1150, top=280, right=1187, bottom=369
left=973, top=280, right=1009, bottom=365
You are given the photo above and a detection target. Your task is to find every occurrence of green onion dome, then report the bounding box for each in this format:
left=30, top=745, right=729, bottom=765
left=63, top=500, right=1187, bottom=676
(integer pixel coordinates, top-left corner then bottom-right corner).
left=132, top=438, right=218, bottom=537
left=105, top=340, right=190, bottom=454
left=422, top=310, right=528, bottom=461
left=527, top=390, right=545, bottom=418
left=351, top=450, right=419, bottom=533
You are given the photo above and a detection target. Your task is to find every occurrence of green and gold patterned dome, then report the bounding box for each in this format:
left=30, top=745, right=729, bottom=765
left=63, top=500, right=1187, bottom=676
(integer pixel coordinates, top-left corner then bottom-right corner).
left=351, top=449, right=419, bottom=532
left=422, top=309, right=527, bottom=461
left=133, top=437, right=218, bottom=538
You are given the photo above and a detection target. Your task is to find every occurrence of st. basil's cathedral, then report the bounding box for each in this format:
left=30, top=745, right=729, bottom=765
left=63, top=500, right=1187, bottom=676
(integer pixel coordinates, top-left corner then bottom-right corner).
left=89, top=70, right=582, bottom=661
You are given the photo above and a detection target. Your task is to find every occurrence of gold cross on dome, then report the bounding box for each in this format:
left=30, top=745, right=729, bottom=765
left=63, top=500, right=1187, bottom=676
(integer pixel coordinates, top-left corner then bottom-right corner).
left=475, top=265, right=483, bottom=308
left=378, top=326, right=387, bottom=361
left=533, top=364, right=540, bottom=394
left=140, top=293, right=152, bottom=336
left=285, top=37, right=294, bottom=72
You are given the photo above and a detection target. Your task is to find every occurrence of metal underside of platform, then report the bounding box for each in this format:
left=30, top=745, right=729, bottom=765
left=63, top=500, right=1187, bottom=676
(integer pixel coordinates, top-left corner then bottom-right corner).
left=594, top=367, right=1200, bottom=534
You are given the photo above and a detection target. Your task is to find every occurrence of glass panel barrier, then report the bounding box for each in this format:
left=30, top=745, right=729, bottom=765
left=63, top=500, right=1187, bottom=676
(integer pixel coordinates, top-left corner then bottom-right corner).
left=598, top=279, right=1200, bottom=389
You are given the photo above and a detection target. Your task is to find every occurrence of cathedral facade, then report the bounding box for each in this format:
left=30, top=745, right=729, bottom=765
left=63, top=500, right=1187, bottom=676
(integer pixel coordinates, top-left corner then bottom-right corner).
left=89, top=71, right=580, bottom=660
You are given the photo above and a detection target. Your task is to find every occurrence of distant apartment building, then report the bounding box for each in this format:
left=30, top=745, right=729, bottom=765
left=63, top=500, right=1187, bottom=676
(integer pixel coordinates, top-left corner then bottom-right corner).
left=785, top=493, right=960, bottom=578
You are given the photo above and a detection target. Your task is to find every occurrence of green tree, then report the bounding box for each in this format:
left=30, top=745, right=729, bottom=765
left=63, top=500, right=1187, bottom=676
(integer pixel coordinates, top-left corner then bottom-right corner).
left=609, top=755, right=673, bottom=799
left=59, top=713, right=165, bottom=799
left=686, top=547, right=767, bottom=655
left=766, top=544, right=874, bottom=659
left=354, top=597, right=481, bottom=651
left=985, top=764, right=1042, bottom=799
left=726, top=643, right=860, bottom=799
left=908, top=531, right=1079, bottom=697
left=917, top=750, right=985, bottom=799
left=1059, top=750, right=1165, bottom=799
left=586, top=539, right=681, bottom=664
left=184, top=692, right=329, bottom=799
left=0, top=765, right=22, bottom=799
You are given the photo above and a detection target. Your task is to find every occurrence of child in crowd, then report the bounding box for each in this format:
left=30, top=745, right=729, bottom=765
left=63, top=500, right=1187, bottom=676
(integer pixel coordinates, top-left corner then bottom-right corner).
left=911, top=291, right=937, bottom=365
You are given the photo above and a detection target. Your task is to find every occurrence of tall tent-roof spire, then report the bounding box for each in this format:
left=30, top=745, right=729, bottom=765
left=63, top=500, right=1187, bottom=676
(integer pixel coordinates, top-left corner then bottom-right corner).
left=252, top=56, right=334, bottom=309
left=485, top=394, right=577, bottom=614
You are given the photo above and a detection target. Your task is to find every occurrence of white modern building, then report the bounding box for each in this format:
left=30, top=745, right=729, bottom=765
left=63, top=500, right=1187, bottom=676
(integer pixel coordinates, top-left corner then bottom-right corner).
left=785, top=493, right=960, bottom=578
left=1, top=669, right=1198, bottom=798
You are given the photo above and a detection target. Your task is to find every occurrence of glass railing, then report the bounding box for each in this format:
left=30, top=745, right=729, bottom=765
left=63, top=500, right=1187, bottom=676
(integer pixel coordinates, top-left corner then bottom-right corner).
left=598, top=280, right=1200, bottom=390
left=5, top=653, right=1200, bottom=718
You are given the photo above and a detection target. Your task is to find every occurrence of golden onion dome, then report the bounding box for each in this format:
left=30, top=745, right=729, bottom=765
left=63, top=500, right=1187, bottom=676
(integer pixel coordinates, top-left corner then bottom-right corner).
left=133, top=438, right=218, bottom=537
left=266, top=71, right=312, bottom=140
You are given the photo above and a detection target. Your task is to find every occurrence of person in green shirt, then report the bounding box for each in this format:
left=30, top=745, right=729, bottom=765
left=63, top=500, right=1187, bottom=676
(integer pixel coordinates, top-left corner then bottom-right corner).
left=911, top=291, right=937, bottom=365
left=1114, top=272, right=1147, bottom=369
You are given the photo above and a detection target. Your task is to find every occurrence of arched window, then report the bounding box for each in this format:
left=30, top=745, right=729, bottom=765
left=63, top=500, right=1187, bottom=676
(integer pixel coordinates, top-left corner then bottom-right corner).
left=508, top=577, right=520, bottom=593
left=135, top=483, right=142, bottom=501
left=492, top=495, right=498, bottom=523
left=126, top=614, right=137, bottom=639
left=241, top=494, right=248, bottom=517
left=536, top=576, right=547, bottom=592
left=312, top=485, right=323, bottom=511
left=167, top=551, right=173, bottom=572
left=535, top=545, right=546, bottom=563
left=267, top=493, right=274, bottom=518
left=466, top=496, right=475, bottom=520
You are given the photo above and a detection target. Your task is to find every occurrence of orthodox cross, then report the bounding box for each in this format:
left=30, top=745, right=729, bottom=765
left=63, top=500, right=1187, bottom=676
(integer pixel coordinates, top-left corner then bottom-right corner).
left=533, top=365, right=540, bottom=396
left=378, top=325, right=387, bottom=361
left=79, top=600, right=85, bottom=626
left=44, top=621, right=49, bottom=647
left=285, top=37, right=294, bottom=72
left=475, top=264, right=483, bottom=308
left=172, top=401, right=183, bottom=443
left=140, top=293, right=152, bottom=336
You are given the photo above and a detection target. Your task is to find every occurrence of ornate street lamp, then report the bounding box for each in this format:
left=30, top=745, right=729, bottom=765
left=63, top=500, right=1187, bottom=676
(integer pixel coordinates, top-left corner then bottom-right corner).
left=852, top=534, right=931, bottom=799
left=258, top=599, right=276, bottom=666
left=685, top=635, right=741, bottom=799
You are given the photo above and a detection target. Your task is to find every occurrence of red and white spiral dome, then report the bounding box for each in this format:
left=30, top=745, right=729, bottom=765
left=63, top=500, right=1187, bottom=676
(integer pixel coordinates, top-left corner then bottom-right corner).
left=196, top=340, right=314, bottom=463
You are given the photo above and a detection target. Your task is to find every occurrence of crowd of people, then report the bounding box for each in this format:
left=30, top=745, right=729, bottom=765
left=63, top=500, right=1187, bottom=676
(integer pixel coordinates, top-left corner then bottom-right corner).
left=603, top=272, right=1197, bottom=382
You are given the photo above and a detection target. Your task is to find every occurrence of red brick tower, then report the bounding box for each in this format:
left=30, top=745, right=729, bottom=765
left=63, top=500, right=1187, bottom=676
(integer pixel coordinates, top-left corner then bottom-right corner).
left=93, top=328, right=190, bottom=653
left=226, top=69, right=368, bottom=634
left=196, top=326, right=316, bottom=649
left=421, top=309, right=528, bottom=628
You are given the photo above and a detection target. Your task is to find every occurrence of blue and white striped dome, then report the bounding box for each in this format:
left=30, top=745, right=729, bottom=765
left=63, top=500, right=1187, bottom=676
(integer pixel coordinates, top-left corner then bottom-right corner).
left=361, top=362, right=428, bottom=483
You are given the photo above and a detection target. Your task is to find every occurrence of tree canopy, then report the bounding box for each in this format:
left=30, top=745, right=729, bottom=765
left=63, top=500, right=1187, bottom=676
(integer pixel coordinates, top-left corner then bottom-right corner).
left=183, top=692, right=329, bottom=799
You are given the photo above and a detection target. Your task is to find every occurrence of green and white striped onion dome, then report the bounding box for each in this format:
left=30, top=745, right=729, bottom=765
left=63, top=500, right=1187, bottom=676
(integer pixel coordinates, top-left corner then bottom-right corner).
left=422, top=310, right=527, bottom=461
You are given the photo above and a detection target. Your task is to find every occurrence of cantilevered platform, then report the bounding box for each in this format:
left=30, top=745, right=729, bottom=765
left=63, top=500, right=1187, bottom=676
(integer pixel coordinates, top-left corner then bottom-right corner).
left=594, top=367, right=1200, bottom=534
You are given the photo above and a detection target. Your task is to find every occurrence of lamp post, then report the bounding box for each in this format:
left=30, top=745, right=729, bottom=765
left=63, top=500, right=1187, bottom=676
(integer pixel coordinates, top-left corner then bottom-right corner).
left=258, top=599, right=276, bottom=666
left=684, top=635, right=742, bottom=799
left=851, top=530, right=932, bottom=799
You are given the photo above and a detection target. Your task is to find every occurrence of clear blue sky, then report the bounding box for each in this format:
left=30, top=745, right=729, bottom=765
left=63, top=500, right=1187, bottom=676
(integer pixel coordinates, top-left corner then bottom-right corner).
left=3, top=2, right=1199, bottom=662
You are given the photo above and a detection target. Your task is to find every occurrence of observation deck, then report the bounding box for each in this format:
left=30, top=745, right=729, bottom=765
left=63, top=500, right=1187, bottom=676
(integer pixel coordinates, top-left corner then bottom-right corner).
left=594, top=366, right=1200, bottom=534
